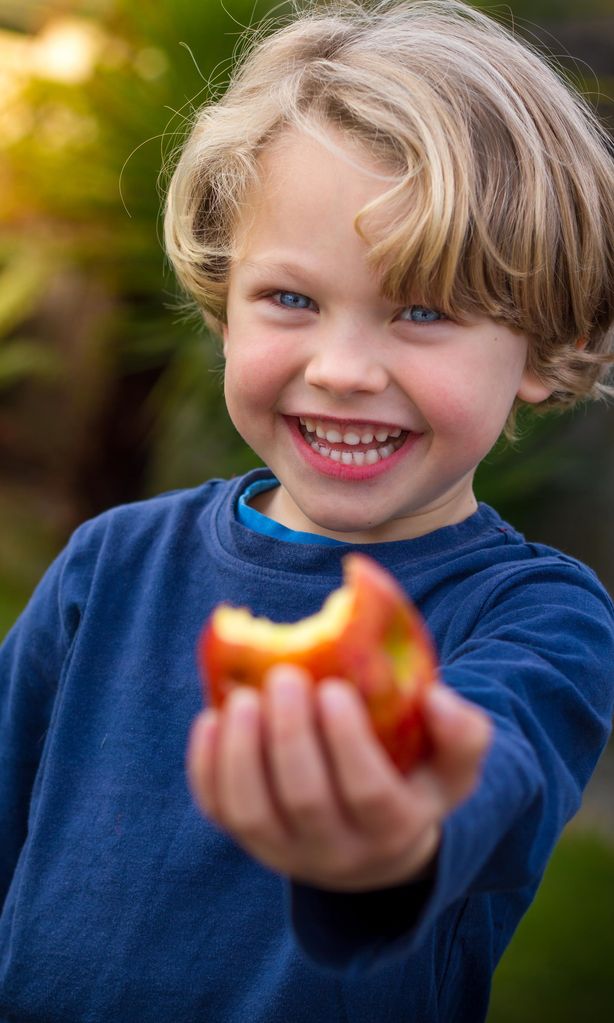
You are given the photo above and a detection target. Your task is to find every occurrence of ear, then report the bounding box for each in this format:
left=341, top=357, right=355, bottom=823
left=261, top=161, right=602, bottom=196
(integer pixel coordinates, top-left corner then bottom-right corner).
left=516, top=368, right=554, bottom=405
left=222, top=322, right=229, bottom=357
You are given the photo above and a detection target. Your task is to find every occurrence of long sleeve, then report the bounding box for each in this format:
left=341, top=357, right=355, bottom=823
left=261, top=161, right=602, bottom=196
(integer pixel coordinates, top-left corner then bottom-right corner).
left=0, top=532, right=90, bottom=908
left=290, top=561, right=614, bottom=974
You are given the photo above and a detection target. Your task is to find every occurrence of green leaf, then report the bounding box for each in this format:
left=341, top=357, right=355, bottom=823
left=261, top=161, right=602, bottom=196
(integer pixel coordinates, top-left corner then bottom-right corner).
left=0, top=338, right=64, bottom=389
left=0, top=246, right=53, bottom=336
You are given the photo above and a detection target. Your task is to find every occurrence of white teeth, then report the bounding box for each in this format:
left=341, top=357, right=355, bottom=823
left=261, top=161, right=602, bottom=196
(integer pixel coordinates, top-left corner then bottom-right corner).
left=302, top=416, right=409, bottom=468
left=300, top=417, right=406, bottom=446
left=309, top=438, right=403, bottom=466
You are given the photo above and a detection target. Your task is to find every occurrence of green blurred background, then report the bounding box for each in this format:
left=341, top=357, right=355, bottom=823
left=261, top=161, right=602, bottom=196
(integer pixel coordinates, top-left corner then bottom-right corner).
left=0, top=1, right=612, bottom=1017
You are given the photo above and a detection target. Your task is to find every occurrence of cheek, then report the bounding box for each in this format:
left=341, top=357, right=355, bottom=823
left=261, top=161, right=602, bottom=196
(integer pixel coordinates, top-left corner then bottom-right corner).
left=423, top=366, right=517, bottom=451
left=420, top=375, right=479, bottom=434
left=225, top=338, right=279, bottom=395
left=223, top=332, right=293, bottom=433
left=432, top=334, right=527, bottom=425
left=223, top=356, right=267, bottom=449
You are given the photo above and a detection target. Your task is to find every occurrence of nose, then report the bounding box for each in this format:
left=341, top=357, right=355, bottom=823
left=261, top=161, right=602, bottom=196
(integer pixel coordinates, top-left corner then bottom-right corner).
left=304, top=327, right=389, bottom=397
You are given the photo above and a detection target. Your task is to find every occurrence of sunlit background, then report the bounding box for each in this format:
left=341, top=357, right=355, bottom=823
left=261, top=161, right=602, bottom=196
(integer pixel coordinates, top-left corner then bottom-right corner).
left=0, top=1, right=613, bottom=1019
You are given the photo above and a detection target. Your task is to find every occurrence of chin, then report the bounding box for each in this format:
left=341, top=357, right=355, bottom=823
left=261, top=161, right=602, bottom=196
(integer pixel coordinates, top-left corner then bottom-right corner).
left=301, top=505, right=384, bottom=539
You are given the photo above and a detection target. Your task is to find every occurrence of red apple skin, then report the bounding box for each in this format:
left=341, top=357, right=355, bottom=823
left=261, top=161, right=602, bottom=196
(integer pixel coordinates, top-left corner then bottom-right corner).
left=198, top=554, right=438, bottom=773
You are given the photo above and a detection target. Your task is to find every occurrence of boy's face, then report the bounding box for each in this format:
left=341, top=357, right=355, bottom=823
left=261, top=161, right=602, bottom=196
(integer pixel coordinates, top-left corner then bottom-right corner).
left=222, top=128, right=551, bottom=543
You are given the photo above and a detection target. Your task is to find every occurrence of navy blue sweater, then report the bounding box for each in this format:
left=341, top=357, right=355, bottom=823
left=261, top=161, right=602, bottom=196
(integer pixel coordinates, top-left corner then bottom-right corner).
left=1, top=469, right=613, bottom=1022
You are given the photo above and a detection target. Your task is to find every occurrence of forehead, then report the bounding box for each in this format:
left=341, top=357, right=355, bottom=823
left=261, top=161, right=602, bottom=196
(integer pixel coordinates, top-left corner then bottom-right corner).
left=232, top=126, right=397, bottom=259
left=261, top=124, right=393, bottom=180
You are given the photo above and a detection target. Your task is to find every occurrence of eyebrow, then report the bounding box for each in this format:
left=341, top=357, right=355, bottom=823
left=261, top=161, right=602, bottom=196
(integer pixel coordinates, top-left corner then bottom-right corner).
left=239, top=257, right=319, bottom=283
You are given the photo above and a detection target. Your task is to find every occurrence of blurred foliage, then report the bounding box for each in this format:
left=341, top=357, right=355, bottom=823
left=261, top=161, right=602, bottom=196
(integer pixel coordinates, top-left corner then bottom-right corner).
left=0, top=0, right=612, bottom=622
left=489, top=828, right=614, bottom=1022
left=0, top=0, right=269, bottom=617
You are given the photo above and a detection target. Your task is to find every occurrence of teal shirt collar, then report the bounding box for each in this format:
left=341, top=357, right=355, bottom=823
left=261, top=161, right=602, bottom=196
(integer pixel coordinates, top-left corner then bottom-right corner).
left=236, top=476, right=347, bottom=546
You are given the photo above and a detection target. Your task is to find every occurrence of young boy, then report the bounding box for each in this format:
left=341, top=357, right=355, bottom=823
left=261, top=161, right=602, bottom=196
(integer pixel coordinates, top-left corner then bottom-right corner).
left=1, top=1, right=613, bottom=1021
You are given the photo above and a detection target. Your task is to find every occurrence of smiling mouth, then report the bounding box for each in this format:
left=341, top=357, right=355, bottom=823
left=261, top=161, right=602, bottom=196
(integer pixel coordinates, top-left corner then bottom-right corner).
left=297, top=416, right=409, bottom=466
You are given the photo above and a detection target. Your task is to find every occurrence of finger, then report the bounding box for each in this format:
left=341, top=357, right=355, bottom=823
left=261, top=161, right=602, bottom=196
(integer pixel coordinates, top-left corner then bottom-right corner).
left=423, top=684, right=493, bottom=807
left=316, top=680, right=411, bottom=836
left=186, top=709, right=221, bottom=817
left=217, top=687, right=289, bottom=845
left=264, top=666, right=346, bottom=840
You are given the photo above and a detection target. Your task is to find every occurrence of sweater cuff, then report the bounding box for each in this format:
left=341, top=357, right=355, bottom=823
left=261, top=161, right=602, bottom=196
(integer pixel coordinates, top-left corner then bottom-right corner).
left=288, top=872, right=436, bottom=974
left=288, top=725, right=543, bottom=975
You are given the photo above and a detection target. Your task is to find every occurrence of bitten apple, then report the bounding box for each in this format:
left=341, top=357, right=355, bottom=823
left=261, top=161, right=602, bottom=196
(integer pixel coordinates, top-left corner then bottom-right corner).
left=198, top=554, right=438, bottom=772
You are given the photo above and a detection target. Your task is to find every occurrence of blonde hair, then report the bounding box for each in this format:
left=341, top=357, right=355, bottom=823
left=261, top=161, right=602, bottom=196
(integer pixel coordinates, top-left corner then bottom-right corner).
left=164, top=0, right=614, bottom=438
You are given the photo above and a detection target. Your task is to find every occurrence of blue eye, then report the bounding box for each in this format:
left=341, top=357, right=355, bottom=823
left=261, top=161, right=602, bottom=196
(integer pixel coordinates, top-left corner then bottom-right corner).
left=276, top=291, right=313, bottom=309
left=400, top=305, right=446, bottom=323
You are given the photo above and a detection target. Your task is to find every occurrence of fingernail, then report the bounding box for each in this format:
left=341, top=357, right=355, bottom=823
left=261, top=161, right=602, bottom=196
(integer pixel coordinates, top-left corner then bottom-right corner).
left=267, top=667, right=307, bottom=703
left=191, top=710, right=217, bottom=749
left=201, top=708, right=219, bottom=738
left=267, top=663, right=308, bottom=685
left=428, top=685, right=461, bottom=721
left=228, top=687, right=260, bottom=721
left=187, top=712, right=217, bottom=781
left=318, top=681, right=353, bottom=716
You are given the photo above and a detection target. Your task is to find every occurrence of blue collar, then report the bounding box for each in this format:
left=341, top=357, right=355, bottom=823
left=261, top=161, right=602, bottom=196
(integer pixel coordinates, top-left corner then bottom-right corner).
left=236, top=476, right=347, bottom=546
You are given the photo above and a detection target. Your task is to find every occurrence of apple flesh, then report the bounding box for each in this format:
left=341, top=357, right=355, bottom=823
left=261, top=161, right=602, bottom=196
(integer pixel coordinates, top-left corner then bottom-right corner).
left=199, top=554, right=438, bottom=772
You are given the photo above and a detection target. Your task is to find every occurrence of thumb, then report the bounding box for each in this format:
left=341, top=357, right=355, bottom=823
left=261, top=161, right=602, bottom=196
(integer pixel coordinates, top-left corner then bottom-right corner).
left=423, top=683, right=493, bottom=808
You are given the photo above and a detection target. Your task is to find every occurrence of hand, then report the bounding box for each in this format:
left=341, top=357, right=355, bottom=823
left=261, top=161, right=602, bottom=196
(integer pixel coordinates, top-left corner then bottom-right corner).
left=186, top=667, right=492, bottom=892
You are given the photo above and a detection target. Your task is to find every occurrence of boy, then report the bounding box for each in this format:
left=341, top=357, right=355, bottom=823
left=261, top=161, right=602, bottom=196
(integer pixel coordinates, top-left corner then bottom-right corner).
left=1, top=1, right=613, bottom=1021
